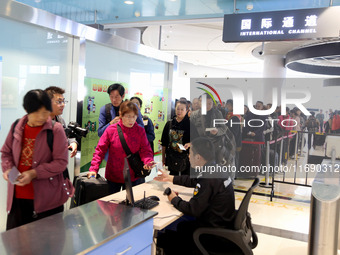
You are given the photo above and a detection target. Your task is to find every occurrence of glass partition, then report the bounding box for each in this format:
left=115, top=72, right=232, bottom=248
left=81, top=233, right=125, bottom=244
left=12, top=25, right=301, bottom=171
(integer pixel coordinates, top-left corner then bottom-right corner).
left=80, top=41, right=169, bottom=172
left=0, top=16, right=74, bottom=231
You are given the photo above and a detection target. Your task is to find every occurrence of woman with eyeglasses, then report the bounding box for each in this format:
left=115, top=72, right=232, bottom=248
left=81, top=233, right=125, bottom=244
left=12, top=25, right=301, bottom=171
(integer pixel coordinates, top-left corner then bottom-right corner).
left=88, top=101, right=155, bottom=194
left=1, top=89, right=73, bottom=230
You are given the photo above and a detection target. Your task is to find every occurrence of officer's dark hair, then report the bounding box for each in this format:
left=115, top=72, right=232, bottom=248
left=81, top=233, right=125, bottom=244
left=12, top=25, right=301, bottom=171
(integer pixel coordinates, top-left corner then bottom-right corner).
left=256, top=101, right=264, bottom=105
left=23, top=89, right=52, bottom=114
left=191, top=137, right=215, bottom=162
left=226, top=99, right=233, bottom=106
left=310, top=111, right=315, bottom=116
left=107, top=83, right=125, bottom=97
left=130, top=96, right=143, bottom=108
left=44, top=86, right=65, bottom=99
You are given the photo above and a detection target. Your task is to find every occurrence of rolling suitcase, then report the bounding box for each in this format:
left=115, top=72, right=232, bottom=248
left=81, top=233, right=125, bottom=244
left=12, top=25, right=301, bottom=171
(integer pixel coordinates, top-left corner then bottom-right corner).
left=70, top=173, right=110, bottom=208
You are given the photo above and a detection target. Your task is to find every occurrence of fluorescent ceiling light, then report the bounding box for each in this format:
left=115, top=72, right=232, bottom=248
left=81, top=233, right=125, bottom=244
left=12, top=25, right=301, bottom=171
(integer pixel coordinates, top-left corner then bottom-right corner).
left=124, top=1, right=134, bottom=4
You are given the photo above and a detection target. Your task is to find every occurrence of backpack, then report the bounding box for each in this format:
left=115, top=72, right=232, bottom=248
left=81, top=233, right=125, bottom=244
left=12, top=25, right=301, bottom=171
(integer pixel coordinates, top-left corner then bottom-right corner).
left=12, top=119, right=69, bottom=179
left=105, top=103, right=112, bottom=125
left=307, top=117, right=318, bottom=130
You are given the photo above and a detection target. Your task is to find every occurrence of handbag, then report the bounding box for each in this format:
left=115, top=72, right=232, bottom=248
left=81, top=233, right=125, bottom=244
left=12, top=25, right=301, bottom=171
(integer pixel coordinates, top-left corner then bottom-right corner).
left=166, top=149, right=189, bottom=172
left=117, top=124, right=151, bottom=178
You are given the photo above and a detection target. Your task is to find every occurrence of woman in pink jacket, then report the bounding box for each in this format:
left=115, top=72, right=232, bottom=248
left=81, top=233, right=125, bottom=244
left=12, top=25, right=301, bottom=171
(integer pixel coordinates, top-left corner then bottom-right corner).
left=1, top=89, right=73, bottom=230
left=88, top=101, right=154, bottom=194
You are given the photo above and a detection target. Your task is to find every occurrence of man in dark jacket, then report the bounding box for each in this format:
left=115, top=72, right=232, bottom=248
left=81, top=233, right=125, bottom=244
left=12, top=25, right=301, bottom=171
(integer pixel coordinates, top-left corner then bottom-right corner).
left=45, top=86, right=78, bottom=158
left=98, top=83, right=144, bottom=137
left=155, top=137, right=235, bottom=254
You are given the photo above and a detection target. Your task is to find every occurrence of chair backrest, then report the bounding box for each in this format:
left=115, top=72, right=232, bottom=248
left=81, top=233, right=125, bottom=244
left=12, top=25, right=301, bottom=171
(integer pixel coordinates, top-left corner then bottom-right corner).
left=234, top=178, right=260, bottom=230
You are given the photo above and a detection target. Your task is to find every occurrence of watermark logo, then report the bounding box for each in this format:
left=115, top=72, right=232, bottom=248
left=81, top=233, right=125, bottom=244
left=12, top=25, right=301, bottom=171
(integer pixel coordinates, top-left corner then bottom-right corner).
left=197, top=81, right=311, bottom=116
left=196, top=82, right=222, bottom=115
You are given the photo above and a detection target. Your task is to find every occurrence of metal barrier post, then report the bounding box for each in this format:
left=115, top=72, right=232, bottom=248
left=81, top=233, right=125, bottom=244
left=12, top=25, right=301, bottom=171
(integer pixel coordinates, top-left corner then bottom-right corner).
left=294, top=132, right=299, bottom=161
left=308, top=162, right=340, bottom=255
left=260, top=141, right=272, bottom=188
left=279, top=138, right=283, bottom=168
left=294, top=132, right=299, bottom=184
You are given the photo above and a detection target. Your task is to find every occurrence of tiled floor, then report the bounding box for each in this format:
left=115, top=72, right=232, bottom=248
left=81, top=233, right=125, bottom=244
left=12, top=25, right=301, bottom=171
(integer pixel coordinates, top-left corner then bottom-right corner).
left=254, top=233, right=308, bottom=255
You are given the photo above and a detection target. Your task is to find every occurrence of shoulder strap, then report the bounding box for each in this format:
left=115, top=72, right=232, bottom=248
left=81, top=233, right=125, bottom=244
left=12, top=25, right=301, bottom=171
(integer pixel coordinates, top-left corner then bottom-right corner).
left=117, top=124, right=132, bottom=157
left=105, top=103, right=112, bottom=125
left=11, top=119, right=20, bottom=137
left=46, top=120, right=55, bottom=152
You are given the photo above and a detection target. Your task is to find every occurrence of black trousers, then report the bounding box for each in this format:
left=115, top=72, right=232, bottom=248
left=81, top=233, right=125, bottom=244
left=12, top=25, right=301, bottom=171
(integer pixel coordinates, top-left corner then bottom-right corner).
left=157, top=220, right=201, bottom=255
left=157, top=220, right=240, bottom=255
left=6, top=197, right=64, bottom=231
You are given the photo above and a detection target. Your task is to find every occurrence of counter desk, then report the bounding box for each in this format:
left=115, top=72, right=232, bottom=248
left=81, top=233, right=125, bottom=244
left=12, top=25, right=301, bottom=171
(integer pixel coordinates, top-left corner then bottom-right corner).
left=0, top=200, right=157, bottom=255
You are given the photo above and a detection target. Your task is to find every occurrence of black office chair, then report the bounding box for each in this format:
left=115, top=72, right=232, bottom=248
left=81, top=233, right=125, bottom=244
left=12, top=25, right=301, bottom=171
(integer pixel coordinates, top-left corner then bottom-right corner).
left=193, top=178, right=260, bottom=255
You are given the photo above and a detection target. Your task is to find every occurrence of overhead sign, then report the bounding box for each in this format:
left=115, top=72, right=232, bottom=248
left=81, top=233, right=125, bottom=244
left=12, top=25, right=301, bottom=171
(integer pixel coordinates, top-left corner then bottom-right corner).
left=223, top=6, right=340, bottom=42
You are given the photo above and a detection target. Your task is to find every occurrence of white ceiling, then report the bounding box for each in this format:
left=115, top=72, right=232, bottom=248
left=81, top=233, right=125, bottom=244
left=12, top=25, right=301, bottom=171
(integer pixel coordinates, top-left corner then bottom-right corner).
left=141, top=21, right=324, bottom=75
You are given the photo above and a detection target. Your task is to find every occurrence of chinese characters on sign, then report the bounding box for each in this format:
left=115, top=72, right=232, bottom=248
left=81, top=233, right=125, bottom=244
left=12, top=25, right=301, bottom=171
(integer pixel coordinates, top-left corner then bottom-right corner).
left=224, top=7, right=340, bottom=42
left=261, top=18, right=273, bottom=29
left=282, top=17, right=294, bottom=28
left=305, top=15, right=318, bottom=26
left=241, top=19, right=251, bottom=30
left=241, top=15, right=317, bottom=30
left=239, top=14, right=318, bottom=38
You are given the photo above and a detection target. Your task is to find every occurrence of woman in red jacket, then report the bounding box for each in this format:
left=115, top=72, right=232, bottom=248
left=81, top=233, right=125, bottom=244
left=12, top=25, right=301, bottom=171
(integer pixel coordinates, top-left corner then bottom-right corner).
left=1, top=89, right=72, bottom=230
left=88, top=101, right=154, bottom=194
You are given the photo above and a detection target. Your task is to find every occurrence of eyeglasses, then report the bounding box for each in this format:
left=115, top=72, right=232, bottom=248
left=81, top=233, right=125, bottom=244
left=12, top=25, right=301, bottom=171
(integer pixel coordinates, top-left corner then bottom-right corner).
left=54, top=100, right=68, bottom=105
left=122, top=115, right=137, bottom=119
left=110, top=95, right=122, bottom=100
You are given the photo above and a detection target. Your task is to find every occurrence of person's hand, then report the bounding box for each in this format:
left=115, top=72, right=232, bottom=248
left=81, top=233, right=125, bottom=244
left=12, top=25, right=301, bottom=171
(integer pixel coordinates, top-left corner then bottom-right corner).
left=3, top=169, right=11, bottom=181
left=153, top=169, right=173, bottom=182
left=249, top=132, right=255, bottom=137
left=143, top=161, right=156, bottom=170
left=87, top=172, right=97, bottom=179
left=168, top=190, right=178, bottom=202
left=184, top=143, right=191, bottom=150
left=110, top=117, right=120, bottom=125
left=16, top=169, right=37, bottom=186
left=68, top=142, right=78, bottom=158
left=210, top=128, right=218, bottom=135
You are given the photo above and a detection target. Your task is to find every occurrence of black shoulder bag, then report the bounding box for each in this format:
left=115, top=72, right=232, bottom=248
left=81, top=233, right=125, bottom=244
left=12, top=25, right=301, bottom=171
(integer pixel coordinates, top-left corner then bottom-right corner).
left=117, top=124, right=151, bottom=178
left=105, top=103, right=112, bottom=125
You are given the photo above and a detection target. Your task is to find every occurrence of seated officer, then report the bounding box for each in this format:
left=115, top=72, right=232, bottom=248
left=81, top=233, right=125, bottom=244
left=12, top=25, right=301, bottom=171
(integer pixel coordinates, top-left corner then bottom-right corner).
left=154, top=136, right=235, bottom=254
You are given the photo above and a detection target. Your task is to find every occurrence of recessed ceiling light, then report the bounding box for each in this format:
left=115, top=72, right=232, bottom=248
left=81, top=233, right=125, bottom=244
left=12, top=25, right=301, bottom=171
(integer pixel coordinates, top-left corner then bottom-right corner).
left=246, top=3, right=253, bottom=10
left=124, top=1, right=134, bottom=4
